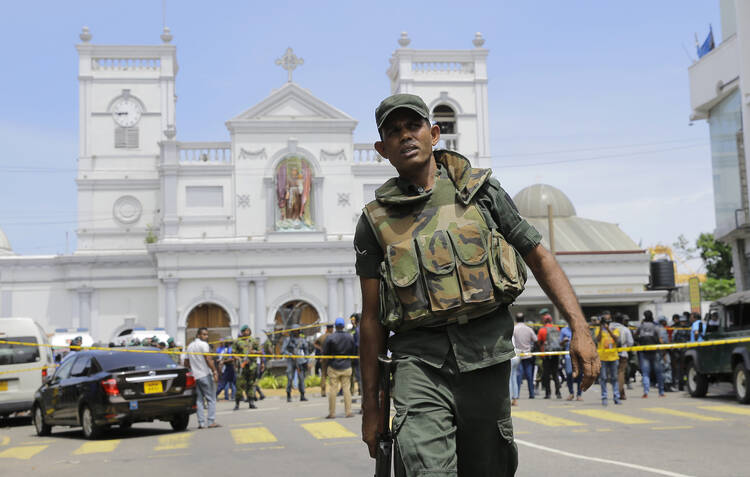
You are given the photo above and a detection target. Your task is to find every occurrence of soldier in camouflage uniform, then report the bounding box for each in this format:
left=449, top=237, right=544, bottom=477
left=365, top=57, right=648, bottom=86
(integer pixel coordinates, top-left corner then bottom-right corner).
left=357, top=94, right=601, bottom=476
left=234, top=325, right=259, bottom=410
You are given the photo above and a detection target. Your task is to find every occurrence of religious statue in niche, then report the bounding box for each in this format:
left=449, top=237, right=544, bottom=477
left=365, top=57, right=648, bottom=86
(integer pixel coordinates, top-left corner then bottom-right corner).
left=275, top=156, right=314, bottom=230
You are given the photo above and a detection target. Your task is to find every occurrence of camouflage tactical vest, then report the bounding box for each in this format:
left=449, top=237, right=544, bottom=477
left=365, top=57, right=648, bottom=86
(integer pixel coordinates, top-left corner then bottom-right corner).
left=362, top=150, right=527, bottom=332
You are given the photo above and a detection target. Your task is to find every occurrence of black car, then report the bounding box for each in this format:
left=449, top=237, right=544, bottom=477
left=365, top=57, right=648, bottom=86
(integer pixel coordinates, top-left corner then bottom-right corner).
left=32, top=348, right=196, bottom=439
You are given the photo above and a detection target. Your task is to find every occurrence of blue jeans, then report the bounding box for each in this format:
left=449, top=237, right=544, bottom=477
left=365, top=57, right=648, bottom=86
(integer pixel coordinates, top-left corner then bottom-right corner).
left=195, top=375, right=216, bottom=427
left=517, top=358, right=535, bottom=398
left=564, top=354, right=582, bottom=396
left=509, top=356, right=520, bottom=399
left=599, top=360, right=620, bottom=403
left=639, top=351, right=664, bottom=396
left=286, top=360, right=306, bottom=395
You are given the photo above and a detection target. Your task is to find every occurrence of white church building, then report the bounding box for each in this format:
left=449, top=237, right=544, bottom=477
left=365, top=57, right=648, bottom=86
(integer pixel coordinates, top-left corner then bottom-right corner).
left=0, top=29, right=664, bottom=345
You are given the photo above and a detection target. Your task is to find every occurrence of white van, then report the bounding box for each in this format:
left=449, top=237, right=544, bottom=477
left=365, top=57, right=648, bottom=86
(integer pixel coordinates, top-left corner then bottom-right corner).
left=0, top=318, right=55, bottom=417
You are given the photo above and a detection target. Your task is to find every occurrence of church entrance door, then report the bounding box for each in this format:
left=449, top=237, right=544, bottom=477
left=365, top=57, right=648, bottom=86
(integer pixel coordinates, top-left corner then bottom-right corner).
left=271, top=300, right=319, bottom=354
left=186, top=303, right=231, bottom=346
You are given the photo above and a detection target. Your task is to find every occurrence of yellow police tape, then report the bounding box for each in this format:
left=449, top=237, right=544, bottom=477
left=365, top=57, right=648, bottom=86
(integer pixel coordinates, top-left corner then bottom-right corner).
left=2, top=336, right=750, bottom=375
left=207, top=322, right=336, bottom=344
left=0, top=365, right=54, bottom=376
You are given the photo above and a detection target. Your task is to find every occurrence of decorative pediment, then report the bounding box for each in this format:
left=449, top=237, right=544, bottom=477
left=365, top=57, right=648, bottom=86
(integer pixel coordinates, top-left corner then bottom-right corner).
left=228, top=82, right=356, bottom=122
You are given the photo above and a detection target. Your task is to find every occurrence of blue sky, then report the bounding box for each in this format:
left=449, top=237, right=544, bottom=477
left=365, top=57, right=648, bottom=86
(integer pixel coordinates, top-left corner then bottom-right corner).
left=0, top=1, right=721, bottom=271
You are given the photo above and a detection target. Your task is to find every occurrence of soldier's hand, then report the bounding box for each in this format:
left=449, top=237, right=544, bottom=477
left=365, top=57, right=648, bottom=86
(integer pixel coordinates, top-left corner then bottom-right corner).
left=569, top=327, right=600, bottom=391
left=361, top=391, right=384, bottom=459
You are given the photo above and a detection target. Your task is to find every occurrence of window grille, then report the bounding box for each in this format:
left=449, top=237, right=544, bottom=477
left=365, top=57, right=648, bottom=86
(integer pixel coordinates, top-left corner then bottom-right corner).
left=115, top=127, right=139, bottom=149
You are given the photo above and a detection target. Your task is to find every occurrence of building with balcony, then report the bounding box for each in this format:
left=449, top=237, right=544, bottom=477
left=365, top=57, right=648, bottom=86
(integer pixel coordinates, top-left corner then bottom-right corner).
left=688, top=0, right=750, bottom=290
left=0, top=28, right=659, bottom=345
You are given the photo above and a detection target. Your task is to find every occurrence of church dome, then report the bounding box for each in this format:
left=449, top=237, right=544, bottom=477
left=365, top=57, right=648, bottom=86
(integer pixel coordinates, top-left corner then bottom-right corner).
left=513, top=184, right=576, bottom=218
left=0, top=227, right=12, bottom=255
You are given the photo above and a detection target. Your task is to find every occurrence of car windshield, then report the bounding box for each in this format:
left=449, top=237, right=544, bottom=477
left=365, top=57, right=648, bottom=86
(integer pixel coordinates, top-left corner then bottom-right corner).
left=95, top=349, right=178, bottom=372
left=0, top=336, right=40, bottom=365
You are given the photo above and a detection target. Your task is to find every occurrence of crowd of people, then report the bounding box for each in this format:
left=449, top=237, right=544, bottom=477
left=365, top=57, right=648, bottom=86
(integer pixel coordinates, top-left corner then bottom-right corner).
left=511, top=308, right=708, bottom=406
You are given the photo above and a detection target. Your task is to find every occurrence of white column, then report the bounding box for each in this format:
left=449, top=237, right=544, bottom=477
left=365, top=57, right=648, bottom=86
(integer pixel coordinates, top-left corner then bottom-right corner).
left=254, top=278, right=267, bottom=337
left=237, top=278, right=251, bottom=331
left=164, top=278, right=179, bottom=338
left=344, top=276, right=355, bottom=318
left=327, top=276, right=339, bottom=322
left=77, top=287, right=93, bottom=332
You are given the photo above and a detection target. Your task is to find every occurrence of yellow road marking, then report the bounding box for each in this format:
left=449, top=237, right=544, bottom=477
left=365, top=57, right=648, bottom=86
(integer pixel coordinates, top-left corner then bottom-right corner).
left=0, top=436, right=10, bottom=446
left=644, top=407, right=724, bottom=421
left=596, top=428, right=613, bottom=432
left=0, top=445, right=48, bottom=460
left=293, top=417, right=319, bottom=422
left=20, top=440, right=54, bottom=445
left=570, top=409, right=654, bottom=424
left=302, top=421, right=357, bottom=439
left=651, top=426, right=694, bottom=431
left=230, top=426, right=278, bottom=444
left=323, top=439, right=360, bottom=446
left=699, top=405, right=750, bottom=417
left=571, top=429, right=588, bottom=433
left=512, top=411, right=585, bottom=427
left=73, top=439, right=120, bottom=455
left=155, top=433, right=192, bottom=451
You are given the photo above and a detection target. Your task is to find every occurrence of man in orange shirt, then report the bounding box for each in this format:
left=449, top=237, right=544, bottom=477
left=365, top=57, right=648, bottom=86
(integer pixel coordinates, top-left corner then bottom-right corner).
left=536, top=310, right=563, bottom=399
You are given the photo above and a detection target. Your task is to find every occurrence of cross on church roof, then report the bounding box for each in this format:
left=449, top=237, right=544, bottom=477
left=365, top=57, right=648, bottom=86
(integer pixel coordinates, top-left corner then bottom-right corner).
left=275, top=47, right=304, bottom=83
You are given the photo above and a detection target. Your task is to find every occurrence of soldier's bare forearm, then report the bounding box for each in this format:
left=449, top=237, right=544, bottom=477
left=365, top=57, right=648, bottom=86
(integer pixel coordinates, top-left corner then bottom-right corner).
left=524, top=244, right=586, bottom=332
left=359, top=277, right=387, bottom=409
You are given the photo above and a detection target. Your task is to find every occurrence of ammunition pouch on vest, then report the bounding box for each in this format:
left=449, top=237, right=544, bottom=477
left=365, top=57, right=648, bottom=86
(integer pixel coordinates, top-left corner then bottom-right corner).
left=364, top=150, right=527, bottom=333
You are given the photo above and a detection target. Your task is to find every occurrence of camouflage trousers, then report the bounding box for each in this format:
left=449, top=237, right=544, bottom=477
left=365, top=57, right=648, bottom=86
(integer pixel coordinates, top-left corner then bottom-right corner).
left=236, top=367, right=257, bottom=400
left=392, top=352, right=517, bottom=477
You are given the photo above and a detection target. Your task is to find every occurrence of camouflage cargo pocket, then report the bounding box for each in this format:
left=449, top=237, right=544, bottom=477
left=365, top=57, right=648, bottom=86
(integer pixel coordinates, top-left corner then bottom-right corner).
left=448, top=223, right=494, bottom=304
left=379, top=261, right=403, bottom=331
left=490, top=229, right=526, bottom=302
left=416, top=231, right=461, bottom=312
left=386, top=238, right=430, bottom=323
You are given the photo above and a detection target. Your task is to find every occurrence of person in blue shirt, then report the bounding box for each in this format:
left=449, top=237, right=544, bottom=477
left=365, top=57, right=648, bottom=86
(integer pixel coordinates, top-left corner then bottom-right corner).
left=690, top=312, right=705, bottom=343
left=215, top=338, right=236, bottom=401
left=560, top=325, right=583, bottom=400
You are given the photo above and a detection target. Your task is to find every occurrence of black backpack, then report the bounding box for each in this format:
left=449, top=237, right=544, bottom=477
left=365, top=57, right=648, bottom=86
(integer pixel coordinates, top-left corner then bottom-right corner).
left=545, top=327, right=562, bottom=351
left=638, top=322, right=659, bottom=346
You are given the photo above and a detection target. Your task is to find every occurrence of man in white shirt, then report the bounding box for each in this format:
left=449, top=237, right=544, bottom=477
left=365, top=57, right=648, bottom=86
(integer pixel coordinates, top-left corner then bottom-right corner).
left=513, top=312, right=538, bottom=400
left=184, top=327, right=220, bottom=429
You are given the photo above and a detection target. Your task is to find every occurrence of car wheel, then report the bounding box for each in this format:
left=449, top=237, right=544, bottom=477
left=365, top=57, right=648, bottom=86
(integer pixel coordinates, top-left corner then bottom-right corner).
left=170, top=413, right=190, bottom=432
left=734, top=363, right=750, bottom=404
left=80, top=405, right=101, bottom=440
left=686, top=360, right=708, bottom=398
left=33, top=404, right=51, bottom=436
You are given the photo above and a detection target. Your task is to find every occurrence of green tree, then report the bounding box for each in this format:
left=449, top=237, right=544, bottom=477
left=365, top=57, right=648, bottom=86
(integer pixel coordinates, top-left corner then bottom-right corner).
left=701, top=277, right=736, bottom=301
left=696, top=233, right=733, bottom=279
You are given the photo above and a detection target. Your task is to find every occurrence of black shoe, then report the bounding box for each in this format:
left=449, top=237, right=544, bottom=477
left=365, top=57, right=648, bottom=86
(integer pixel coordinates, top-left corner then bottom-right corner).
left=556, top=392, right=562, bottom=399
left=233, top=399, right=240, bottom=411
left=249, top=400, right=257, bottom=409
left=300, top=394, right=308, bottom=402
left=287, top=392, right=292, bottom=403
left=258, top=391, right=266, bottom=401
left=544, top=394, right=551, bottom=399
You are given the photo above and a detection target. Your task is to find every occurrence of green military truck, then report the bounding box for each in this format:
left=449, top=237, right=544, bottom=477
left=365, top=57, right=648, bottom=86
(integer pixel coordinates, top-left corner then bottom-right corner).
left=685, top=290, right=750, bottom=404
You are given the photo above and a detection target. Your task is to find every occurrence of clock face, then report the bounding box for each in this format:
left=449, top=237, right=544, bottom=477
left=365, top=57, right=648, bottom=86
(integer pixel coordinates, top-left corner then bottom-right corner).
left=112, top=98, right=142, bottom=127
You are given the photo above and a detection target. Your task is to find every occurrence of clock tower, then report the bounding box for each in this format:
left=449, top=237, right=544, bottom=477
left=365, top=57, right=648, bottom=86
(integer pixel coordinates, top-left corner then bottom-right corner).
left=75, top=27, right=177, bottom=252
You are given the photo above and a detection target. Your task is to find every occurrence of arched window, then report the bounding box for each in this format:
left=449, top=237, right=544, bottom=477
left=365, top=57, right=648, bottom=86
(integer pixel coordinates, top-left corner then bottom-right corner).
left=433, top=104, right=458, bottom=150
left=275, top=156, right=314, bottom=231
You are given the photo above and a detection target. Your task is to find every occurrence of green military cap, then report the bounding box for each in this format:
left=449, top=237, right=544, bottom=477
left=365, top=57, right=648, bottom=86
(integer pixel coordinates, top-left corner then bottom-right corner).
left=375, top=93, right=429, bottom=129
left=167, top=337, right=175, bottom=344
left=240, top=324, right=250, bottom=332
left=151, top=336, right=159, bottom=342
left=538, top=308, right=550, bottom=316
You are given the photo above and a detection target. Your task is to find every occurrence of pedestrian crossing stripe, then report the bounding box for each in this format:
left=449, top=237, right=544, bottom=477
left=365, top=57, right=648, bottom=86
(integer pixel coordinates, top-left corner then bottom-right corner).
left=302, top=421, right=357, bottom=439
left=644, top=407, right=724, bottom=421
left=569, top=409, right=654, bottom=424
left=155, top=433, right=192, bottom=450
left=698, top=405, right=750, bottom=417
left=0, top=445, right=48, bottom=460
left=511, top=411, right=585, bottom=427
left=0, top=436, right=10, bottom=446
left=231, top=426, right=278, bottom=444
left=73, top=440, right=120, bottom=455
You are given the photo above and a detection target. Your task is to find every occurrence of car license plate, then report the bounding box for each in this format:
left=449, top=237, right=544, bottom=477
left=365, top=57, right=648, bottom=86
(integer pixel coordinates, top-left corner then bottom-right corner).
left=144, top=381, right=163, bottom=394
left=0, top=381, right=7, bottom=392
left=129, top=400, right=138, bottom=410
